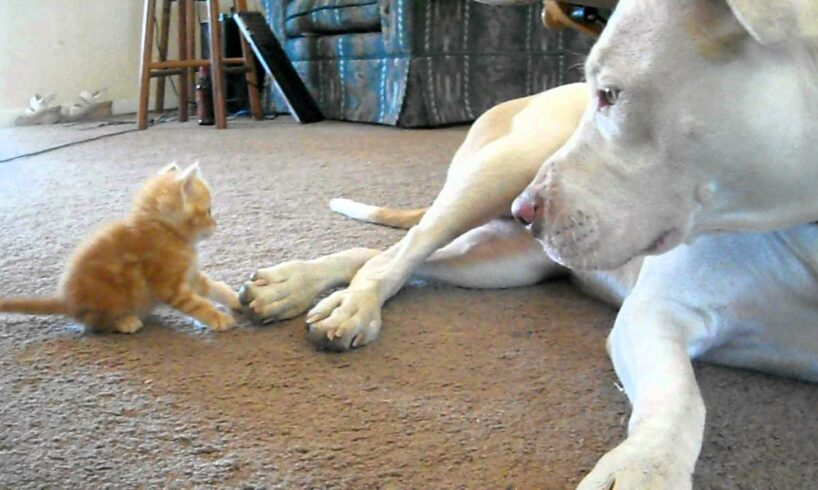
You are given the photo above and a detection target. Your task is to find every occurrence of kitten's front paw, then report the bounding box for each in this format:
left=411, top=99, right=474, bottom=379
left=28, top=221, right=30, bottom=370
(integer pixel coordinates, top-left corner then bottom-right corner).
left=206, top=311, right=236, bottom=331
left=210, top=279, right=242, bottom=311
left=224, top=290, right=242, bottom=311
left=113, top=316, right=144, bottom=334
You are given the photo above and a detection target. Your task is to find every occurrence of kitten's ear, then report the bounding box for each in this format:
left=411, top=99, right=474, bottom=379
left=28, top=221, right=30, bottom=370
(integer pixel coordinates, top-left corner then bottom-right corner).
left=179, top=162, right=202, bottom=180
left=159, top=162, right=180, bottom=174
left=178, top=162, right=203, bottom=196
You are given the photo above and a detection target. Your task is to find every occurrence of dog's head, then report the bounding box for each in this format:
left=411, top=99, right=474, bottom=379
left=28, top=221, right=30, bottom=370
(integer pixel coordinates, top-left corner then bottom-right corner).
left=506, top=0, right=818, bottom=270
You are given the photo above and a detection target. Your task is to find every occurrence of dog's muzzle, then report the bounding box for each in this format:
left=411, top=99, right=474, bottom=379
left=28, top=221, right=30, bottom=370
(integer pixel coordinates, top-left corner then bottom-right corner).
left=514, top=180, right=604, bottom=268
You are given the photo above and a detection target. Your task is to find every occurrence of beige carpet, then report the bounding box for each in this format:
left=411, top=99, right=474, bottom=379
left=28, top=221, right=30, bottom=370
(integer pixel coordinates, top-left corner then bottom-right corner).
left=0, top=118, right=816, bottom=488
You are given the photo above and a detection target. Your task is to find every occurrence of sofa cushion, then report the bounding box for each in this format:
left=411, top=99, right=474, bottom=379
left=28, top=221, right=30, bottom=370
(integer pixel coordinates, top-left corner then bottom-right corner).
left=285, top=32, right=387, bottom=61
left=285, top=0, right=382, bottom=37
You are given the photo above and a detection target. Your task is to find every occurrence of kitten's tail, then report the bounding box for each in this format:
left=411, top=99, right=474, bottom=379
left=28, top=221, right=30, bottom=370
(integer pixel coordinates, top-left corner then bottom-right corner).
left=0, top=297, right=66, bottom=316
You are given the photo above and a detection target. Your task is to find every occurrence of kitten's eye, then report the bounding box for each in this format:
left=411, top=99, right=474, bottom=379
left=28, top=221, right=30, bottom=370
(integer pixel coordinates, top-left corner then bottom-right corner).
left=597, top=88, right=620, bottom=110
left=207, top=209, right=212, bottom=216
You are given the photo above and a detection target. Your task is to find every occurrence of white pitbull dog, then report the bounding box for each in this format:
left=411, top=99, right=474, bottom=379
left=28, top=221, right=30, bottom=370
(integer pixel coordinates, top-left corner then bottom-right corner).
left=240, top=0, right=818, bottom=487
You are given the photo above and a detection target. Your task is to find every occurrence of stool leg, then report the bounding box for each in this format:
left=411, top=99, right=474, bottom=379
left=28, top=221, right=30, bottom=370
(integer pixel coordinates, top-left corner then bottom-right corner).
left=154, top=0, right=172, bottom=113
left=186, top=0, right=196, bottom=102
left=178, top=0, right=190, bottom=122
left=235, top=0, right=263, bottom=120
left=137, top=0, right=158, bottom=130
left=207, top=0, right=228, bottom=129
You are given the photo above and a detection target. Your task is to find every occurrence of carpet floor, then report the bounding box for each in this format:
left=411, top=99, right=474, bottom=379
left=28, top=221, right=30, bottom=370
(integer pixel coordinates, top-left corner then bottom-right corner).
left=0, top=117, right=816, bottom=489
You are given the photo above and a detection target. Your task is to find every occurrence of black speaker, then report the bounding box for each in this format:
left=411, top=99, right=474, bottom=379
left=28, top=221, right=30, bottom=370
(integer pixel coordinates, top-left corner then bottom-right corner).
left=200, top=13, right=263, bottom=114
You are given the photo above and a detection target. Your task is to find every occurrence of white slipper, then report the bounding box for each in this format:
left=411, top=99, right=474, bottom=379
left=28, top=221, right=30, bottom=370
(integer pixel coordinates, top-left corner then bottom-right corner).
left=60, top=89, right=113, bottom=123
left=14, top=93, right=62, bottom=126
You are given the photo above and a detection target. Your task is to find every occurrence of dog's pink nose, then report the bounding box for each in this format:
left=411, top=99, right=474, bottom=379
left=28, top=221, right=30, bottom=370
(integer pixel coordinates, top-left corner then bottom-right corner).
left=512, top=191, right=542, bottom=227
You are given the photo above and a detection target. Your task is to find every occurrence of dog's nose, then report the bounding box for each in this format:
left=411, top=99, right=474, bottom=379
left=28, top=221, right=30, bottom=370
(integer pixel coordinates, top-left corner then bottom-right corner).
left=512, top=191, right=542, bottom=227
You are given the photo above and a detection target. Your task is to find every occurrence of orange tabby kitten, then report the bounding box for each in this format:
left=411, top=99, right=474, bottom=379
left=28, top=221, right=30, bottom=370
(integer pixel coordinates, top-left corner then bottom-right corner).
left=0, top=163, right=240, bottom=333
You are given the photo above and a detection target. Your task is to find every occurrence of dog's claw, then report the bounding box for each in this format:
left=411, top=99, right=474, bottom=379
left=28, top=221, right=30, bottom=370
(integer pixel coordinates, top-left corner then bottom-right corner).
left=305, top=287, right=382, bottom=352
left=306, top=324, right=351, bottom=352
left=237, top=284, right=253, bottom=306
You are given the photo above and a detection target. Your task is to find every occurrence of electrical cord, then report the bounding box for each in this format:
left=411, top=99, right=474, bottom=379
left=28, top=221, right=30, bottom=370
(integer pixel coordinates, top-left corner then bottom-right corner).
left=2, top=12, right=180, bottom=165
left=1, top=124, right=142, bottom=164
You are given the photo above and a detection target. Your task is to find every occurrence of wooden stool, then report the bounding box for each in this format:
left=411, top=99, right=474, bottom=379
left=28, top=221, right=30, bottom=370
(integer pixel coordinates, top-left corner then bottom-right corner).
left=137, top=0, right=263, bottom=129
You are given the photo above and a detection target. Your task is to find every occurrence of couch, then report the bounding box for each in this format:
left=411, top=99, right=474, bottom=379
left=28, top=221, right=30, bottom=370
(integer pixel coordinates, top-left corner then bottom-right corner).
left=261, top=0, right=595, bottom=127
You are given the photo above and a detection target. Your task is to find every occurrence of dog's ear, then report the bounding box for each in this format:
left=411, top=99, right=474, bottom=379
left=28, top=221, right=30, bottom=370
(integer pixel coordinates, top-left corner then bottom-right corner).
left=724, top=0, right=818, bottom=46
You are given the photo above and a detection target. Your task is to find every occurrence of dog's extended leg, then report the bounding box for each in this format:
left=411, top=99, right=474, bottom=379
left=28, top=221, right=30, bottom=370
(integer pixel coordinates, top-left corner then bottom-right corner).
left=239, top=130, right=537, bottom=324
left=577, top=297, right=709, bottom=490
left=304, top=219, right=561, bottom=350
left=241, top=85, right=586, bottom=349
left=303, top=135, right=553, bottom=351
left=239, top=248, right=379, bottom=322
left=240, top=219, right=562, bottom=332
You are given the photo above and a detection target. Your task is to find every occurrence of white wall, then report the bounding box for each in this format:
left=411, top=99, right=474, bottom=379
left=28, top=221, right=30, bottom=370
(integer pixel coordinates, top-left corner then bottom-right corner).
left=0, top=0, right=262, bottom=127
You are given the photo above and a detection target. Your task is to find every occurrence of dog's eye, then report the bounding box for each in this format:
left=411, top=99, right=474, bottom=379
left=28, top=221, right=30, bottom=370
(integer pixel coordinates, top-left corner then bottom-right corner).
left=597, top=88, right=620, bottom=109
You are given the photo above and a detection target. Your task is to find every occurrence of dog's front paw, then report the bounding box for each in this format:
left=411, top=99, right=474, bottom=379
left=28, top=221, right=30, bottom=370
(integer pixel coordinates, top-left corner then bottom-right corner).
left=577, top=440, right=693, bottom=490
left=305, top=287, right=382, bottom=352
left=238, top=260, right=326, bottom=323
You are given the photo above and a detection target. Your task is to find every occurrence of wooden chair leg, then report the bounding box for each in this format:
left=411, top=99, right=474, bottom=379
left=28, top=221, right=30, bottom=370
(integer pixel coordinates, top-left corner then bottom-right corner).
left=154, top=0, right=172, bottom=113
left=178, top=0, right=190, bottom=122
left=235, top=0, right=263, bottom=120
left=186, top=0, right=196, bottom=101
left=207, top=0, right=228, bottom=129
left=137, top=0, right=158, bottom=130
